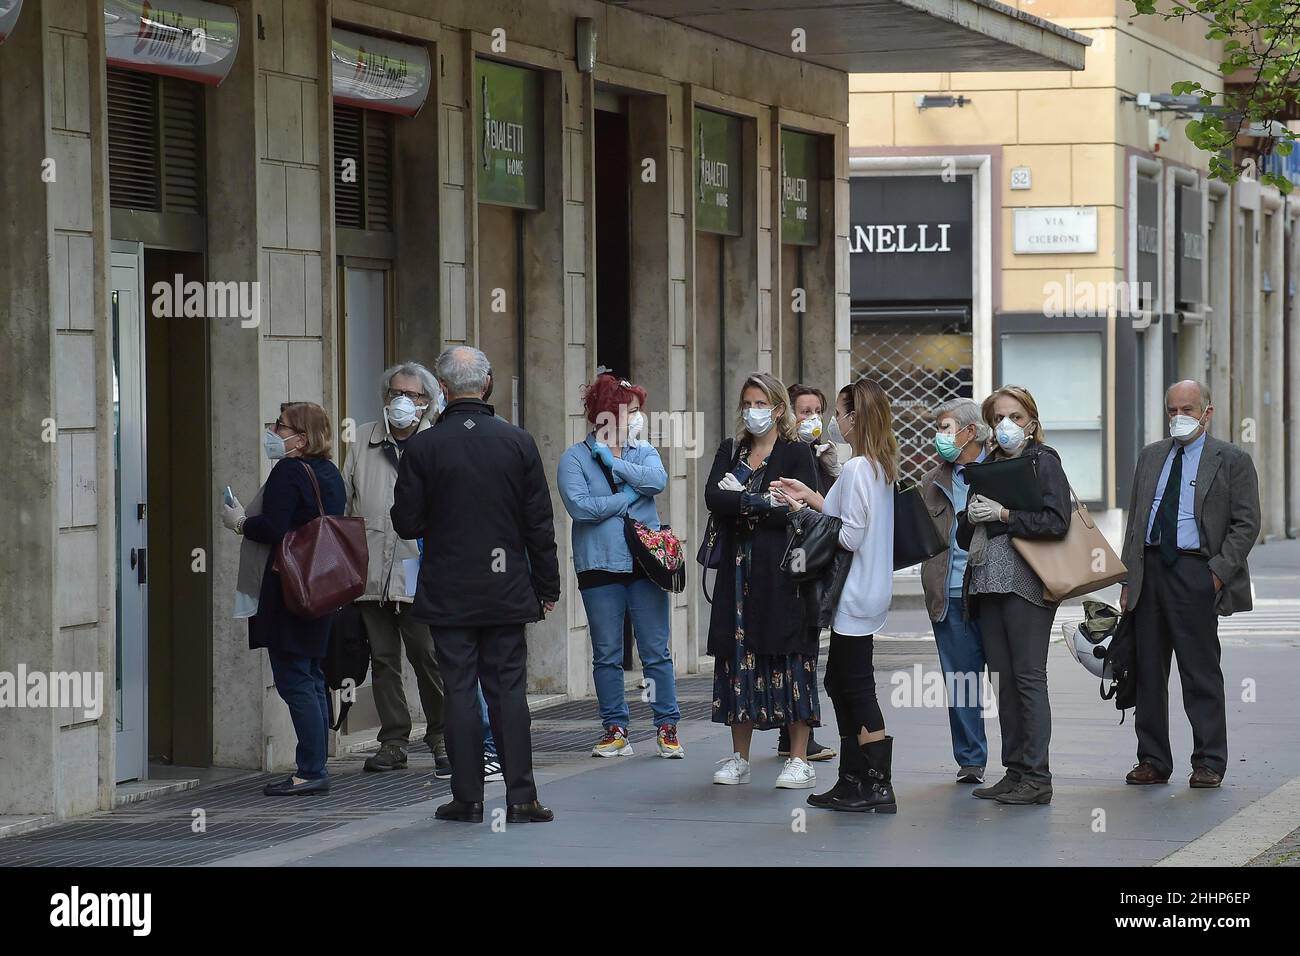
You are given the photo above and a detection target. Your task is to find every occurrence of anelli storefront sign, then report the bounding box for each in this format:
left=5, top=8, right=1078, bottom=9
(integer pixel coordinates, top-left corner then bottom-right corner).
left=331, top=27, right=430, bottom=117
left=780, top=129, right=819, bottom=246
left=849, top=175, right=972, bottom=302
left=0, top=0, right=23, bottom=43
left=695, top=108, right=742, bottom=236
left=104, top=0, right=239, bottom=86
left=475, top=59, right=543, bottom=209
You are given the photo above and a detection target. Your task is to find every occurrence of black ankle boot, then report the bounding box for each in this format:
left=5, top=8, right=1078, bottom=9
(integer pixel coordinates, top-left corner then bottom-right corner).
left=808, top=737, right=858, bottom=809
left=830, top=736, right=897, bottom=813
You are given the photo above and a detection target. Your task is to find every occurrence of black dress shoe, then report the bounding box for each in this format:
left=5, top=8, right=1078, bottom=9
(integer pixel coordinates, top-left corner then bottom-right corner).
left=506, top=800, right=554, bottom=823
left=435, top=799, right=484, bottom=822
left=263, top=775, right=330, bottom=797
left=1189, top=766, right=1223, bottom=788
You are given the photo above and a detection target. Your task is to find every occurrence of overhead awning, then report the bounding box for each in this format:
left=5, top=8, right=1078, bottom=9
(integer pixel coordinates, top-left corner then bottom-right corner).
left=609, top=0, right=1090, bottom=72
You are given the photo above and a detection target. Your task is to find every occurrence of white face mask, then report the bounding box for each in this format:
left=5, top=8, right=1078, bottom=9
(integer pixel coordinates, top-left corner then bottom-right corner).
left=264, top=429, right=288, bottom=460
left=434, top=389, right=447, bottom=416
left=385, top=396, right=424, bottom=429
left=627, top=411, right=646, bottom=442
left=995, top=417, right=1029, bottom=455
left=797, top=417, right=823, bottom=443
left=743, top=407, right=775, bottom=436
left=1169, top=410, right=1206, bottom=441
left=827, top=413, right=850, bottom=445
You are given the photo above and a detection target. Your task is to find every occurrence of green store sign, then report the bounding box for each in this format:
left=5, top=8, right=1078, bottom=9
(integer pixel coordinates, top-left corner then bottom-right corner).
left=694, top=108, right=742, bottom=236
left=780, top=129, right=820, bottom=246
left=475, top=59, right=543, bottom=209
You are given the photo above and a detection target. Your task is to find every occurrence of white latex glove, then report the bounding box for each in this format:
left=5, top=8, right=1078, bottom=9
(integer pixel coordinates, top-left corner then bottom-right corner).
left=966, top=494, right=1005, bottom=524
left=812, top=442, right=830, bottom=458
left=717, top=473, right=745, bottom=492
left=220, top=499, right=246, bottom=532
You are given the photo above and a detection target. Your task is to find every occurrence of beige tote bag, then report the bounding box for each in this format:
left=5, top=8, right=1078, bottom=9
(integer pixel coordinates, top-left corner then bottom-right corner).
left=1011, top=491, right=1126, bottom=603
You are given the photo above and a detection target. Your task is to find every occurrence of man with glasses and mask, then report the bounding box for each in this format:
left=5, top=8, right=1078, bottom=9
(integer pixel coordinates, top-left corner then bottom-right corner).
left=341, top=362, right=450, bottom=775
left=1120, top=380, right=1260, bottom=789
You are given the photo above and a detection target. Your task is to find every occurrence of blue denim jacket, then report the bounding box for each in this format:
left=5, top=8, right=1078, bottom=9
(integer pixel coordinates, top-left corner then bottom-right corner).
left=557, top=436, right=667, bottom=574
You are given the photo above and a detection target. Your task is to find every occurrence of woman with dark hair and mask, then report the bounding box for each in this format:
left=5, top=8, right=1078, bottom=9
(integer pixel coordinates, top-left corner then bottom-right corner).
left=706, top=372, right=822, bottom=790
left=956, top=385, right=1071, bottom=806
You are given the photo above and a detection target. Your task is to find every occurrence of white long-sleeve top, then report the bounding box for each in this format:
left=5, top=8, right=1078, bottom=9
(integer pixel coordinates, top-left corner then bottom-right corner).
left=821, top=455, right=894, bottom=636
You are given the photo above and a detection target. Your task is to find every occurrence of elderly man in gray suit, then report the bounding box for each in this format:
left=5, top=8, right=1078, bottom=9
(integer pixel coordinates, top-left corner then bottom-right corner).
left=1119, top=380, right=1260, bottom=789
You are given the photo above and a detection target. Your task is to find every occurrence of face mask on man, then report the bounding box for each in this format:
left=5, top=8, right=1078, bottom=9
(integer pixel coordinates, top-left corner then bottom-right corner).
left=797, top=417, right=823, bottom=443
left=627, top=411, right=646, bottom=442
left=264, top=429, right=288, bottom=460
left=1169, top=409, right=1207, bottom=442
left=434, top=389, right=448, bottom=416
left=744, top=407, right=775, bottom=437
left=995, top=417, right=1030, bottom=456
left=385, top=395, right=423, bottom=429
left=934, top=429, right=971, bottom=463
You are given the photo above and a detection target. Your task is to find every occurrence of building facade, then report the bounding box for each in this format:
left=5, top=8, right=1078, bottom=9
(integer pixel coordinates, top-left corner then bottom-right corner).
left=0, top=0, right=1084, bottom=819
left=848, top=0, right=1300, bottom=546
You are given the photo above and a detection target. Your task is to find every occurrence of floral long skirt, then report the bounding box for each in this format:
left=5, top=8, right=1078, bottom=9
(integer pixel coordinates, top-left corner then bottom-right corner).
left=711, top=539, right=820, bottom=730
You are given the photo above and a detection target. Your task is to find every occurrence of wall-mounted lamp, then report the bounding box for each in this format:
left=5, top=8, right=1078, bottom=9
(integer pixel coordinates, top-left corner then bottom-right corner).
left=916, top=95, right=970, bottom=111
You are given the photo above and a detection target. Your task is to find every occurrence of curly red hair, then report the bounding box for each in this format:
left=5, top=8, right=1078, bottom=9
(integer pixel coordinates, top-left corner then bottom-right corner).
left=582, top=373, right=648, bottom=425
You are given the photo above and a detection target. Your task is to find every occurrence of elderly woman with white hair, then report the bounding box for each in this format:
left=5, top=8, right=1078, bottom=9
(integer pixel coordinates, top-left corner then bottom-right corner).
left=340, top=361, right=449, bottom=776
left=918, top=397, right=992, bottom=785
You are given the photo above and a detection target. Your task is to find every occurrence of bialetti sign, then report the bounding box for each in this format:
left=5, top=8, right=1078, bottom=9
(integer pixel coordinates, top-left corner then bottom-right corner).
left=1175, top=185, right=1203, bottom=304
left=331, top=26, right=431, bottom=117
left=780, top=129, right=820, bottom=246
left=1013, top=206, right=1097, bottom=254
left=1136, top=177, right=1159, bottom=309
left=0, top=0, right=23, bottom=44
left=850, top=175, right=972, bottom=302
left=104, top=0, right=239, bottom=86
left=695, top=108, right=742, bottom=236
left=475, top=58, right=544, bottom=209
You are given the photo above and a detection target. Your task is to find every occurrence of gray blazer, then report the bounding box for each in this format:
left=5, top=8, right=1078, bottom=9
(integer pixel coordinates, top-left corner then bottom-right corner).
left=1121, top=435, right=1261, bottom=616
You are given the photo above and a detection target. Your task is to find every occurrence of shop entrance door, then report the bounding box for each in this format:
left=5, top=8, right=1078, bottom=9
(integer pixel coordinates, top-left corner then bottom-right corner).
left=111, top=243, right=148, bottom=784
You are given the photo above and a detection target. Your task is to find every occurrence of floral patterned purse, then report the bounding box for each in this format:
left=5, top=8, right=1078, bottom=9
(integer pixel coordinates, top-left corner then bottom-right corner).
left=591, top=443, right=686, bottom=593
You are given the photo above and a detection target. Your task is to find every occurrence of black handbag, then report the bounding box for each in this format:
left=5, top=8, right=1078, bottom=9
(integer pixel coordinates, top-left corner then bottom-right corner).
left=696, top=439, right=739, bottom=570
left=893, top=482, right=948, bottom=570
left=780, top=507, right=843, bottom=581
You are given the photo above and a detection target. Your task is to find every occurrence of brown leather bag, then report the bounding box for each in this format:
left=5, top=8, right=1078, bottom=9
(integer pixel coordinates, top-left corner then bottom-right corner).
left=273, top=461, right=368, bottom=619
left=1011, top=489, right=1126, bottom=603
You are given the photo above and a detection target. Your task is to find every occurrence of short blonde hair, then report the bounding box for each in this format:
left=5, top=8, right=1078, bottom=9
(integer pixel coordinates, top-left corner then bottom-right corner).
left=982, top=385, right=1044, bottom=444
left=280, top=402, right=334, bottom=459
left=734, top=371, right=797, bottom=443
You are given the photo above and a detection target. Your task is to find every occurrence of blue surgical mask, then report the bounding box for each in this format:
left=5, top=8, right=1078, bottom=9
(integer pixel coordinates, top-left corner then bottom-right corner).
left=935, top=431, right=969, bottom=462
left=264, top=429, right=288, bottom=460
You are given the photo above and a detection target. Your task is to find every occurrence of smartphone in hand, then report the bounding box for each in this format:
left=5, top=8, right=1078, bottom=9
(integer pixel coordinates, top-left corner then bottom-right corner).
left=223, top=486, right=235, bottom=508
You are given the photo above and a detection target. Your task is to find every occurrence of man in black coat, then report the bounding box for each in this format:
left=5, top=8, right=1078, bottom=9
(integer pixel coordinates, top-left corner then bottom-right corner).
left=391, top=345, right=561, bottom=823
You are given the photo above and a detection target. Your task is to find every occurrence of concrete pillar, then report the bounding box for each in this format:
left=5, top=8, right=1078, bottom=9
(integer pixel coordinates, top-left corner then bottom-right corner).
left=1261, top=196, right=1285, bottom=538
left=0, top=0, right=59, bottom=816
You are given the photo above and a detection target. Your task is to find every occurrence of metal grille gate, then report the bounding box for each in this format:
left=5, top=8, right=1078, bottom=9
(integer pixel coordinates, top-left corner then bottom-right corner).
left=850, top=311, right=973, bottom=486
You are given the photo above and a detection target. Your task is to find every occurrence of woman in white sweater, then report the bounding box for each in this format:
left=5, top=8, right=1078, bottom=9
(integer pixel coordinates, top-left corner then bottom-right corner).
left=772, top=377, right=898, bottom=813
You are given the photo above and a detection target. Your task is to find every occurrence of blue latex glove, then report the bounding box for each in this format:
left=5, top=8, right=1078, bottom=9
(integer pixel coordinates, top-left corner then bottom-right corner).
left=620, top=486, right=641, bottom=507
left=592, top=441, right=615, bottom=468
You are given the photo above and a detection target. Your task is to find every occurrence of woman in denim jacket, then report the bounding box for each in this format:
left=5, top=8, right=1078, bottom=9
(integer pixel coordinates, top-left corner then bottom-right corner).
left=557, top=373, right=683, bottom=759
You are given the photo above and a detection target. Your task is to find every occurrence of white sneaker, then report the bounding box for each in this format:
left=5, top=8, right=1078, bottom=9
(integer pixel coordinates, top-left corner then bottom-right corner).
left=775, top=757, right=817, bottom=789
left=712, top=753, right=752, bottom=785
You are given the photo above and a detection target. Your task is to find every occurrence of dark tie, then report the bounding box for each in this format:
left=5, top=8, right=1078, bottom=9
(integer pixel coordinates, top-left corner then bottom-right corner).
left=1155, top=445, right=1184, bottom=566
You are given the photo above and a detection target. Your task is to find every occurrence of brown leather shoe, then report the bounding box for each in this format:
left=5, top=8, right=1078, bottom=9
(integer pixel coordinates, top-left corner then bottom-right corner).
left=1189, top=766, right=1223, bottom=788
left=1125, top=761, right=1170, bottom=785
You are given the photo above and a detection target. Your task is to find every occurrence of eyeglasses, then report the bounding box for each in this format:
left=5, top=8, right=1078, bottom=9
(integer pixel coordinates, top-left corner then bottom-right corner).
left=386, top=388, right=427, bottom=402
left=264, top=418, right=304, bottom=434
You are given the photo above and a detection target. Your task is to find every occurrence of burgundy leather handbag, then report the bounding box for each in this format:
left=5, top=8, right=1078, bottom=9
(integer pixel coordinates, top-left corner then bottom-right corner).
left=273, top=461, right=368, bottom=619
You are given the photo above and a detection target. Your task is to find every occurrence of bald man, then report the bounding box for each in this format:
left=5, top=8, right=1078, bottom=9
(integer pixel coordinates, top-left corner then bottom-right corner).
left=1119, top=380, right=1260, bottom=789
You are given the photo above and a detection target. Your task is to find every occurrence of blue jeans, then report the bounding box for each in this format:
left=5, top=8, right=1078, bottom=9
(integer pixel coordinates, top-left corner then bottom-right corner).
left=581, top=577, right=680, bottom=729
left=477, top=682, right=496, bottom=756
left=267, top=649, right=330, bottom=780
left=931, top=595, right=989, bottom=769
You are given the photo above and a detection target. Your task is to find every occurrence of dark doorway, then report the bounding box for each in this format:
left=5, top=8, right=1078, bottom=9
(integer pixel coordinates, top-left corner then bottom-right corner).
left=594, top=105, right=631, bottom=377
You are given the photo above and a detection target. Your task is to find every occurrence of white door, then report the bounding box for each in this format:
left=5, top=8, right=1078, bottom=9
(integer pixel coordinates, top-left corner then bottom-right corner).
left=111, top=244, right=148, bottom=783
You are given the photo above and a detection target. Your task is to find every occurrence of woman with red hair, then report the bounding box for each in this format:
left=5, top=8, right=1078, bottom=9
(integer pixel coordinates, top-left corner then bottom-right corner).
left=557, top=373, right=683, bottom=758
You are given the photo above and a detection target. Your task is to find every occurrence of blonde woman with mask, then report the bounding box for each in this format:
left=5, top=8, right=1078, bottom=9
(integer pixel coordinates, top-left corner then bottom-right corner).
left=705, top=372, right=822, bottom=790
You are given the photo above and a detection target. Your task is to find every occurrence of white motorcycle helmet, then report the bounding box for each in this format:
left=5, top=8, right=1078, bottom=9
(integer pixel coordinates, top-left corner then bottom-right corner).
left=1063, top=621, right=1113, bottom=680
